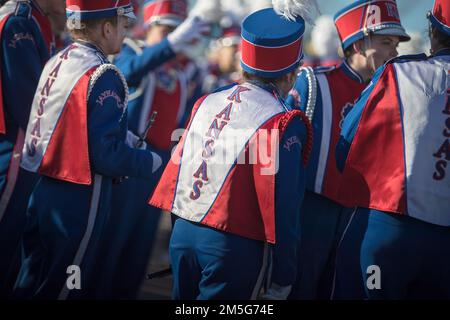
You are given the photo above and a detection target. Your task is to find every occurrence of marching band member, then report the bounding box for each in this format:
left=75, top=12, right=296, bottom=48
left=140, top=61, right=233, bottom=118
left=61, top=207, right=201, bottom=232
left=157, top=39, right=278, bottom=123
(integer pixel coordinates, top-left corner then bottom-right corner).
left=149, top=0, right=316, bottom=300
left=336, top=0, right=450, bottom=299
left=13, top=0, right=161, bottom=299
left=96, top=0, right=209, bottom=299
left=0, top=0, right=63, bottom=296
left=285, top=0, right=410, bottom=299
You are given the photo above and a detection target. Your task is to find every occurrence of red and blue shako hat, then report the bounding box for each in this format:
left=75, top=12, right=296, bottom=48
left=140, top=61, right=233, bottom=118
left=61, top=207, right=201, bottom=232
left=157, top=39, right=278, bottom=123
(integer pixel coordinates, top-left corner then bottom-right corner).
left=428, top=0, right=450, bottom=36
left=66, top=0, right=137, bottom=20
left=334, top=0, right=410, bottom=50
left=143, top=0, right=187, bottom=27
left=240, top=7, right=307, bottom=78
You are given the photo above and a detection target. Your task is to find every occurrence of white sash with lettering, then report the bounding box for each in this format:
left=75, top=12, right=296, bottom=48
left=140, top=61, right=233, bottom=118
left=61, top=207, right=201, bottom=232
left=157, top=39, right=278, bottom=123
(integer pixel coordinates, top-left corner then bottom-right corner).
left=172, top=83, right=285, bottom=222
left=394, top=55, right=450, bottom=226
left=0, top=0, right=18, bottom=22
left=21, top=44, right=102, bottom=172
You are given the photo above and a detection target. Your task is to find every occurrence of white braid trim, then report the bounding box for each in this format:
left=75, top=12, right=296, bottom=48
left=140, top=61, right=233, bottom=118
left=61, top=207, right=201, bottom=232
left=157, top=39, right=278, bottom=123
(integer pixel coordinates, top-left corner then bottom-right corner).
left=87, top=63, right=129, bottom=108
left=302, top=66, right=317, bottom=122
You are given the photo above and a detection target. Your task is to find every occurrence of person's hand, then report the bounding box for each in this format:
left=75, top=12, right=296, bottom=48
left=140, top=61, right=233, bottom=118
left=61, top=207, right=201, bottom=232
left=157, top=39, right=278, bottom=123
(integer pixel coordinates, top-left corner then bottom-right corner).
left=167, top=16, right=211, bottom=53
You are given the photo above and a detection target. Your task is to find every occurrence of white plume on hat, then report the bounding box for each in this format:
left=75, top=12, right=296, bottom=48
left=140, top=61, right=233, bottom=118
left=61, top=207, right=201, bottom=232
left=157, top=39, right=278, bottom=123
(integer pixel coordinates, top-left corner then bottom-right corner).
left=272, top=0, right=320, bottom=24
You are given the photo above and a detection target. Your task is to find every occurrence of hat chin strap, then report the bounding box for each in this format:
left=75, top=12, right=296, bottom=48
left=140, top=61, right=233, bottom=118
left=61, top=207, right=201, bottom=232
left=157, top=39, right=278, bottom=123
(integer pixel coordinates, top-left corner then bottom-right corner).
left=362, top=32, right=376, bottom=79
left=362, top=0, right=376, bottom=79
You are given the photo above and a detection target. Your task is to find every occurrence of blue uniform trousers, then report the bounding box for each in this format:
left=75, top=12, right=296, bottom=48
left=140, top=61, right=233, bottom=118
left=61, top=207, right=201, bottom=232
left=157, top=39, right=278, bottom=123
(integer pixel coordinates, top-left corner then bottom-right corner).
left=170, top=218, right=267, bottom=300
left=331, top=208, right=369, bottom=300
left=92, top=150, right=170, bottom=299
left=12, top=175, right=112, bottom=299
left=0, top=168, right=38, bottom=297
left=360, top=209, right=450, bottom=299
left=289, top=190, right=355, bottom=299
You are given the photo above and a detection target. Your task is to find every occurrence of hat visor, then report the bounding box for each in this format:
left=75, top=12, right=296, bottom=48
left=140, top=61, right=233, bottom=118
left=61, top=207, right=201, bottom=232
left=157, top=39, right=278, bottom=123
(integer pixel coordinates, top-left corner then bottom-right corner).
left=123, top=11, right=137, bottom=20
left=372, top=27, right=411, bottom=42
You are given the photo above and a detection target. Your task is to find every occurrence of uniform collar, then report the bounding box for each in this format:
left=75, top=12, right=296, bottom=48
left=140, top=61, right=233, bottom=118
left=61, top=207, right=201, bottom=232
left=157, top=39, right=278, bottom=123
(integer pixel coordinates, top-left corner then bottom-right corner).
left=246, top=80, right=281, bottom=97
left=341, top=60, right=365, bottom=84
left=245, top=80, right=290, bottom=111
left=75, top=40, right=108, bottom=61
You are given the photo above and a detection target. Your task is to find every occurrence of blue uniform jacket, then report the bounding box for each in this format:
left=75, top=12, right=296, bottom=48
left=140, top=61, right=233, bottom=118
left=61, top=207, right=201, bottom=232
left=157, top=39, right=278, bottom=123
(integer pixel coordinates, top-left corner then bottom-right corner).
left=286, top=62, right=363, bottom=191
left=113, top=37, right=176, bottom=136
left=0, top=0, right=52, bottom=195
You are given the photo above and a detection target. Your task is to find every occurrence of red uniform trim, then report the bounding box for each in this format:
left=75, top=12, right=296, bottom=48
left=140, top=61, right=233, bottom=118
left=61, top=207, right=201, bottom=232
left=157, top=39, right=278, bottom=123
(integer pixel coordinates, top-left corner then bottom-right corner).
left=39, top=68, right=96, bottom=185
left=149, top=104, right=312, bottom=243
left=241, top=37, right=303, bottom=72
left=148, top=94, right=208, bottom=208
left=339, top=64, right=407, bottom=213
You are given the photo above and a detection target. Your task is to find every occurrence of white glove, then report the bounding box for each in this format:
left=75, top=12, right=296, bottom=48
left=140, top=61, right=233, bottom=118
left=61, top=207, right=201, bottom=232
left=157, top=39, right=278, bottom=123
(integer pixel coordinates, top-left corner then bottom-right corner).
left=167, top=16, right=211, bottom=53
left=125, top=131, right=162, bottom=173
left=151, top=152, right=162, bottom=173
left=126, top=130, right=147, bottom=150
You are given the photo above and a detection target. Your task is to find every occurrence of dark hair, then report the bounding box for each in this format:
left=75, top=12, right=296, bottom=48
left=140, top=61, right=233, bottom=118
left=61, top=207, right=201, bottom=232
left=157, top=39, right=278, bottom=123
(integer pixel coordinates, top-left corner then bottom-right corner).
left=432, top=26, right=450, bottom=49
left=241, top=71, right=280, bottom=85
left=344, top=45, right=355, bottom=58
left=344, top=35, right=372, bottom=58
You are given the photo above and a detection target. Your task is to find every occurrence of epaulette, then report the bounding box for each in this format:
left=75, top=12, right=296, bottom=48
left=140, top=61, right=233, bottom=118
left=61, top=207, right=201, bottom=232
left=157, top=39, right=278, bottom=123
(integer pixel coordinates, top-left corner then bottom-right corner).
left=298, top=66, right=318, bottom=122
left=279, top=109, right=313, bottom=166
left=88, top=64, right=129, bottom=109
left=386, top=53, right=428, bottom=65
